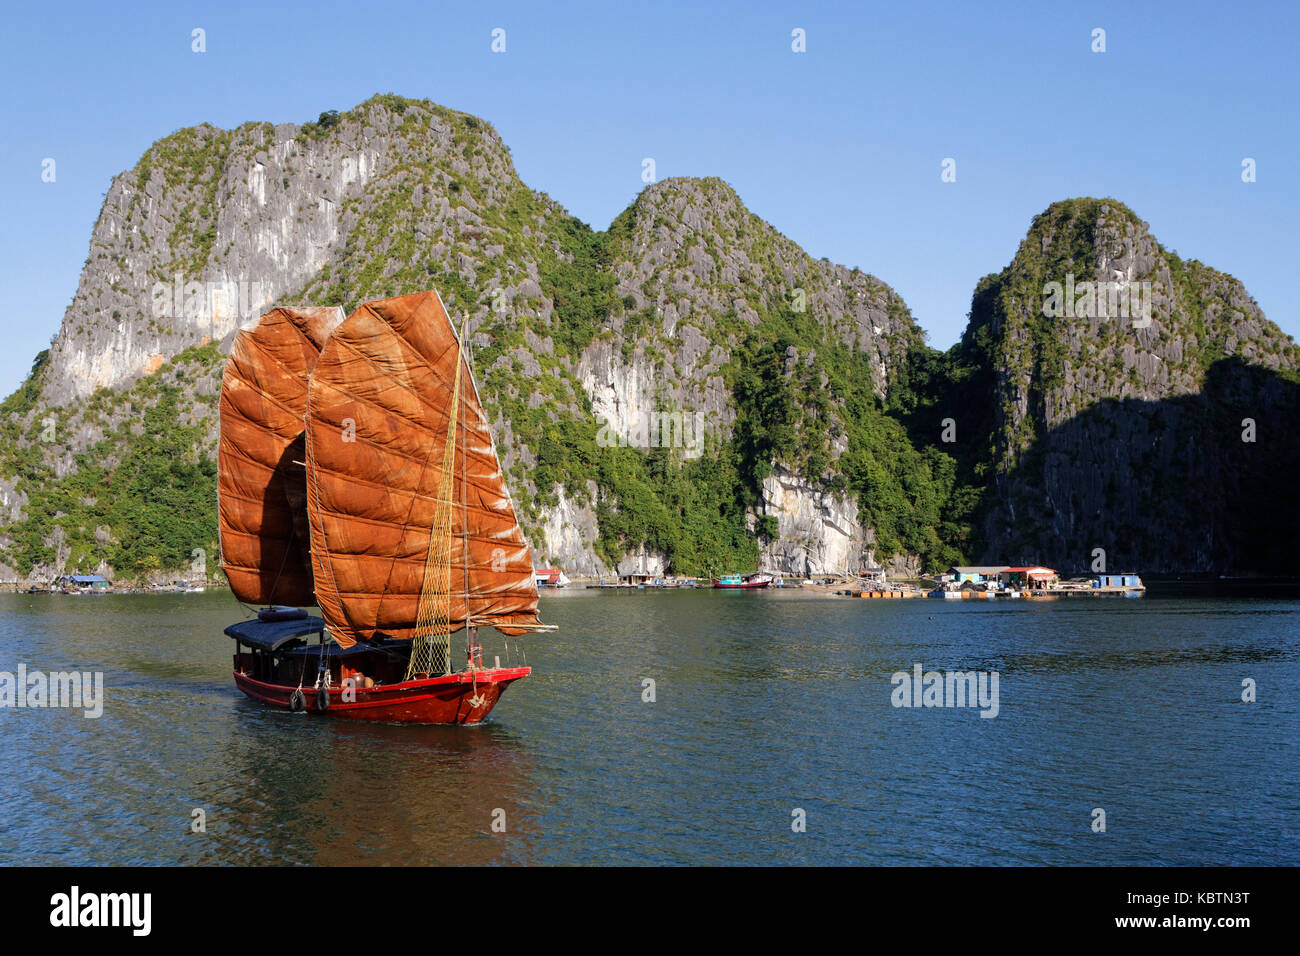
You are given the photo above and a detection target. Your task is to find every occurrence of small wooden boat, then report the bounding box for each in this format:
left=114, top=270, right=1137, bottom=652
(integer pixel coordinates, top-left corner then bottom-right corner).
left=712, top=573, right=774, bottom=589
left=227, top=610, right=529, bottom=724
left=218, top=293, right=552, bottom=725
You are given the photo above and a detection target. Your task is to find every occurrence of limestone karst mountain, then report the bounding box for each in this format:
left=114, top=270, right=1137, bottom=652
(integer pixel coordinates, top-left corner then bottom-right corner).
left=1, top=97, right=1295, bottom=584
left=898, top=198, right=1300, bottom=574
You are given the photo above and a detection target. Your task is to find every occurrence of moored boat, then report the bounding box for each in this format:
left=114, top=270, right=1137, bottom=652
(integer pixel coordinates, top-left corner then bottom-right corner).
left=712, top=573, right=774, bottom=589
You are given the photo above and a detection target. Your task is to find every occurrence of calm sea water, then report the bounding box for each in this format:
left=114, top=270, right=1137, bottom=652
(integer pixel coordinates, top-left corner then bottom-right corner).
left=0, top=588, right=1296, bottom=865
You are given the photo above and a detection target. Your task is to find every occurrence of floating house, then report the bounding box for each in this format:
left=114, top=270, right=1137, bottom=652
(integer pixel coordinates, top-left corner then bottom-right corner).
left=617, top=548, right=665, bottom=586
left=619, top=572, right=659, bottom=586
left=1095, top=573, right=1144, bottom=589
left=998, top=566, right=1059, bottom=590
left=949, top=566, right=1009, bottom=584
left=534, top=568, right=571, bottom=589
left=60, top=574, right=110, bottom=592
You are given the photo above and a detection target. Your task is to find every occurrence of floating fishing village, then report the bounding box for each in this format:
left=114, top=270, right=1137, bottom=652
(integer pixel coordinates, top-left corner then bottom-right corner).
left=19, top=563, right=1145, bottom=599
left=563, top=564, right=1145, bottom=597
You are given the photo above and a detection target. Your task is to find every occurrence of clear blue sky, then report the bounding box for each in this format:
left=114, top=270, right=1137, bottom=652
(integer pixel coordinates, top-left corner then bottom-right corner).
left=2, top=0, right=1296, bottom=397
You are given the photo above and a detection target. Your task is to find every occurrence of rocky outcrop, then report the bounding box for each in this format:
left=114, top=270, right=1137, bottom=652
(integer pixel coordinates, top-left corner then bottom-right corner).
left=959, top=198, right=1300, bottom=573
left=615, top=547, right=667, bottom=579
left=759, top=466, right=865, bottom=575
left=600, top=176, right=918, bottom=405
left=2, top=96, right=929, bottom=582
left=576, top=333, right=730, bottom=455
left=533, top=482, right=604, bottom=577
left=49, top=123, right=351, bottom=404
left=6, top=105, right=1296, bottom=583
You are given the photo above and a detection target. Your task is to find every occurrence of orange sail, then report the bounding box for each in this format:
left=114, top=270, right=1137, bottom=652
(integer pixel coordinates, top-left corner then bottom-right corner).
left=304, top=291, right=541, bottom=647
left=218, top=306, right=345, bottom=606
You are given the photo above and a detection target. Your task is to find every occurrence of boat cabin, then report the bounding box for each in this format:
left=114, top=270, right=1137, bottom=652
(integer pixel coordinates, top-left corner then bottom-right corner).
left=225, top=611, right=411, bottom=691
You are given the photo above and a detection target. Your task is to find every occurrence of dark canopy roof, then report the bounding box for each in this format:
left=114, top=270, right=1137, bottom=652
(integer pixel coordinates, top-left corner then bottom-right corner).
left=224, top=616, right=410, bottom=659
left=224, top=615, right=326, bottom=652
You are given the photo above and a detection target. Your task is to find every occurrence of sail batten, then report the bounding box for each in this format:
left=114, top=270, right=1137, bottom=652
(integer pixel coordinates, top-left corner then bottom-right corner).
left=304, top=291, right=542, bottom=648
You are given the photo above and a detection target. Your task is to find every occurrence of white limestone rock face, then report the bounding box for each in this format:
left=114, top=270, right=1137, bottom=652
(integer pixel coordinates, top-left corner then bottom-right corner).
left=576, top=331, right=730, bottom=459
left=616, top=546, right=667, bottom=578
left=578, top=339, right=659, bottom=448
left=10, top=98, right=935, bottom=584
left=532, top=482, right=605, bottom=578
left=39, top=102, right=515, bottom=407
left=44, top=122, right=384, bottom=405
left=759, top=465, right=866, bottom=576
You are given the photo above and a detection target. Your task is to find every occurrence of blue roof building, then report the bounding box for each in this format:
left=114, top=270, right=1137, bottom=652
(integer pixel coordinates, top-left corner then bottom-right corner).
left=66, top=574, right=110, bottom=589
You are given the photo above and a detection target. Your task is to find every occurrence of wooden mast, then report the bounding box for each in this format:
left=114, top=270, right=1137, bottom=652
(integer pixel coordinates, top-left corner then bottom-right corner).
left=460, top=316, right=475, bottom=667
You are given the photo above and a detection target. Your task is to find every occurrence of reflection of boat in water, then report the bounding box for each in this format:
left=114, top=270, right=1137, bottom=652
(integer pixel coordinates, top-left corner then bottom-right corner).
left=712, top=573, right=773, bottom=589
left=219, top=292, right=552, bottom=724
left=213, top=698, right=539, bottom=864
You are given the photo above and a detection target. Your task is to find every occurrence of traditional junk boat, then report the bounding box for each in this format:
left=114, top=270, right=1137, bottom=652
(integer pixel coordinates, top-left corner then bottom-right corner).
left=218, top=291, right=551, bottom=724
left=712, top=573, right=774, bottom=589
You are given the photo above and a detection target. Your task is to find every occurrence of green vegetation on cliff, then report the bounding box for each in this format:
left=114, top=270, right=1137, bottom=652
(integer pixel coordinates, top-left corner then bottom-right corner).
left=1, top=345, right=222, bottom=578
left=7, top=95, right=1296, bottom=582
left=134, top=125, right=234, bottom=276
left=732, top=313, right=963, bottom=569
left=890, top=197, right=1300, bottom=570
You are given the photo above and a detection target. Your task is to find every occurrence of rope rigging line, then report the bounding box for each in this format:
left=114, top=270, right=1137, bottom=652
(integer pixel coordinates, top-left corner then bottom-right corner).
left=406, top=320, right=466, bottom=681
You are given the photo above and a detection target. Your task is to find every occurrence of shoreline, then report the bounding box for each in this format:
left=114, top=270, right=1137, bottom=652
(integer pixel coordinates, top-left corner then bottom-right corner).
left=10, top=576, right=1300, bottom=599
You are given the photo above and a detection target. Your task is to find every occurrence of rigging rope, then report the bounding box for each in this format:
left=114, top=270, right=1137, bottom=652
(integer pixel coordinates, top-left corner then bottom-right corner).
left=406, top=325, right=465, bottom=681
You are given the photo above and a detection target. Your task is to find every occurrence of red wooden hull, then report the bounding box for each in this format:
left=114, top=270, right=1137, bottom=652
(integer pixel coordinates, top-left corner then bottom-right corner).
left=233, top=666, right=530, bottom=724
